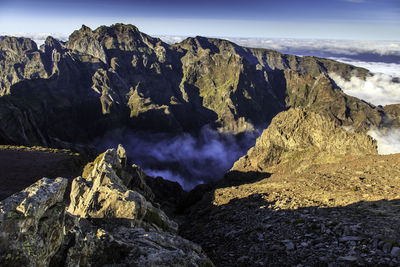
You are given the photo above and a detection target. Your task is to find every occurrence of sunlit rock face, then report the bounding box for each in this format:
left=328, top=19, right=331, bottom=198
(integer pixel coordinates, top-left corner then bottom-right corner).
left=67, top=148, right=176, bottom=232
left=230, top=108, right=377, bottom=176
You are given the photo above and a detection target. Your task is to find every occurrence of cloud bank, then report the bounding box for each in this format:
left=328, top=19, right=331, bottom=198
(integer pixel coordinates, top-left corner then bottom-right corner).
left=368, top=127, right=400, bottom=155
left=0, top=32, right=69, bottom=46
left=156, top=35, right=187, bottom=44
left=329, top=57, right=400, bottom=77
left=329, top=72, right=400, bottom=106
left=95, top=126, right=258, bottom=190
left=225, top=38, right=400, bottom=61
left=159, top=36, right=400, bottom=65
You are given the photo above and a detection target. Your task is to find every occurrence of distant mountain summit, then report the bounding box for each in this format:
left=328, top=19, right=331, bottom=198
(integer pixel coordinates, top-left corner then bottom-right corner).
left=0, top=23, right=397, bottom=147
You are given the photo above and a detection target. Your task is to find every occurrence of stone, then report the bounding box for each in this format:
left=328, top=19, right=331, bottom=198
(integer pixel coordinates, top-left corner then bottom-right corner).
left=0, top=177, right=68, bottom=266
left=54, top=215, right=212, bottom=267
left=117, top=143, right=127, bottom=166
left=0, top=148, right=213, bottom=266
left=383, top=242, right=393, bottom=253
left=285, top=242, right=295, bottom=251
left=338, top=256, right=358, bottom=262
left=391, top=247, right=400, bottom=257
left=68, top=148, right=177, bottom=232
left=339, top=236, right=363, bottom=242
left=59, top=148, right=212, bottom=266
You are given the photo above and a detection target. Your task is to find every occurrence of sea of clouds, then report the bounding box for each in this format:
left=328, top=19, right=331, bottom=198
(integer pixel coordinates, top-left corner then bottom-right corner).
left=329, top=72, right=400, bottom=106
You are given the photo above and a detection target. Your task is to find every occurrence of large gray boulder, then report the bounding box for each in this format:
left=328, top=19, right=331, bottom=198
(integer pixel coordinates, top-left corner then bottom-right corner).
left=0, top=177, right=68, bottom=266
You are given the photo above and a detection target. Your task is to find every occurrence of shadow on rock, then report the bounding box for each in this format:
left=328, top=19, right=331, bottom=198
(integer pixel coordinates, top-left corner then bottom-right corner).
left=180, top=193, right=400, bottom=267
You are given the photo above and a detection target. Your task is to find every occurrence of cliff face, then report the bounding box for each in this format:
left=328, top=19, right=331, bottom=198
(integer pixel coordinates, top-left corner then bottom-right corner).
left=230, top=108, right=378, bottom=175
left=0, top=23, right=392, bottom=148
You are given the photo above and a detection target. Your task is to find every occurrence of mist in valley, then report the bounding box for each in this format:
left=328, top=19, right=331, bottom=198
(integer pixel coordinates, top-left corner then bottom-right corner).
left=95, top=126, right=259, bottom=190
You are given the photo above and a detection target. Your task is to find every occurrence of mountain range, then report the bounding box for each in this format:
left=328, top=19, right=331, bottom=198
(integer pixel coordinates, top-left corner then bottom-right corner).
left=1, top=23, right=398, bottom=149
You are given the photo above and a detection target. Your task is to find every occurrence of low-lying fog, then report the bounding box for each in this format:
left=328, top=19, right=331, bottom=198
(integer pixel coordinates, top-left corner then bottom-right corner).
left=95, top=126, right=258, bottom=190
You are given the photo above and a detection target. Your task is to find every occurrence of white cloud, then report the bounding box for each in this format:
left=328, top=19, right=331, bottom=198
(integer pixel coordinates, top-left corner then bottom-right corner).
left=95, top=126, right=257, bottom=191
left=225, top=38, right=400, bottom=57
left=157, top=35, right=187, bottom=44
left=368, top=127, right=400, bottom=155
left=0, top=32, right=69, bottom=46
left=159, top=36, right=400, bottom=58
left=330, top=57, right=400, bottom=77
left=330, top=72, right=400, bottom=106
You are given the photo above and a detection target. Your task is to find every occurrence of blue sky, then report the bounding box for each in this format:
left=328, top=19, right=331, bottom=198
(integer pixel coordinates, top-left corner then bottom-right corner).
left=0, top=0, right=399, bottom=40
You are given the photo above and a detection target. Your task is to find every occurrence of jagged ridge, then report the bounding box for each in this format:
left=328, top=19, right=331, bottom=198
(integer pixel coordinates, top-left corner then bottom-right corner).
left=0, top=23, right=395, bottom=148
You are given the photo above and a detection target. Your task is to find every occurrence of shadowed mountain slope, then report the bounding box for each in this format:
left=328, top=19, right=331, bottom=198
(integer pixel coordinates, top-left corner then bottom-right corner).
left=0, top=23, right=396, bottom=148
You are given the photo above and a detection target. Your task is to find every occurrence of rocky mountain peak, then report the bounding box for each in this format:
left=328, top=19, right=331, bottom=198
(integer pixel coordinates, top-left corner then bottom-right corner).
left=0, top=36, right=38, bottom=53
left=231, top=108, right=378, bottom=175
left=68, top=24, right=93, bottom=41
left=176, top=35, right=238, bottom=54
left=42, top=36, right=64, bottom=54
left=97, top=23, right=140, bottom=35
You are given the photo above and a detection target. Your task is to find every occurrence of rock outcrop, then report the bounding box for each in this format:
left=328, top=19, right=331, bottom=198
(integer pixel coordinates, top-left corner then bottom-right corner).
left=0, top=177, right=68, bottom=266
left=68, top=148, right=176, bottom=232
left=0, top=24, right=393, bottom=148
left=60, top=147, right=212, bottom=266
left=0, top=36, right=48, bottom=96
left=0, top=146, right=213, bottom=266
left=230, top=108, right=377, bottom=176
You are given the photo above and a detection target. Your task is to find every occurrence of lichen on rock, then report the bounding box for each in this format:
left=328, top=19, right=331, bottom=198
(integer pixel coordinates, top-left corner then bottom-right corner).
left=0, top=177, right=68, bottom=266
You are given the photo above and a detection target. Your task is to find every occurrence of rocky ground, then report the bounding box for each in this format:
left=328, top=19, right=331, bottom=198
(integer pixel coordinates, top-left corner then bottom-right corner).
left=179, top=109, right=400, bottom=266
left=181, top=154, right=400, bottom=266
left=0, top=146, right=85, bottom=201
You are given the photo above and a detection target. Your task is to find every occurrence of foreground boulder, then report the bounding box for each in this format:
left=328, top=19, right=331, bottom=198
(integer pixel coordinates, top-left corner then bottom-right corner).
left=68, top=147, right=177, bottom=232
left=0, top=177, right=68, bottom=266
left=60, top=147, right=212, bottom=266
left=55, top=214, right=212, bottom=267
left=0, top=146, right=213, bottom=266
